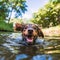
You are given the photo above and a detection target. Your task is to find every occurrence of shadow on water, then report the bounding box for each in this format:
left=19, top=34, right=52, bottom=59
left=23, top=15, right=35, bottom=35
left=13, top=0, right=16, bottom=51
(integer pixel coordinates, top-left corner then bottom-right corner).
left=0, top=32, right=60, bottom=60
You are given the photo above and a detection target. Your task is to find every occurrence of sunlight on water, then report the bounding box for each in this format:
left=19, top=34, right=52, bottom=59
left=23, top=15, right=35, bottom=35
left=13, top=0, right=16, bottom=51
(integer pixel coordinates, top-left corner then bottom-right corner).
left=0, top=32, right=60, bottom=60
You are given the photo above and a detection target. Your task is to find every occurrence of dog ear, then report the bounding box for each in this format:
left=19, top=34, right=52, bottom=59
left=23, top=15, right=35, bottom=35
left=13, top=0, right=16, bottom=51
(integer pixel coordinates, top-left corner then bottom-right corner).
left=13, top=23, right=24, bottom=32
left=37, top=26, right=44, bottom=38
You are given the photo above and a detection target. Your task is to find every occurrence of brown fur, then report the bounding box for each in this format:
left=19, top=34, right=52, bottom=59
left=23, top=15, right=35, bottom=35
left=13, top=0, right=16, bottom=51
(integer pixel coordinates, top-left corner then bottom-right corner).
left=13, top=23, right=44, bottom=44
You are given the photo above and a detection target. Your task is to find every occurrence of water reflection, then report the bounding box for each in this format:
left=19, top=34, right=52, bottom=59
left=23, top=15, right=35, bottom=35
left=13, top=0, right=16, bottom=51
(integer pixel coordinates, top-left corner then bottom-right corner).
left=15, top=54, right=28, bottom=60
left=0, top=32, right=60, bottom=60
left=32, top=55, right=52, bottom=60
left=15, top=54, right=52, bottom=60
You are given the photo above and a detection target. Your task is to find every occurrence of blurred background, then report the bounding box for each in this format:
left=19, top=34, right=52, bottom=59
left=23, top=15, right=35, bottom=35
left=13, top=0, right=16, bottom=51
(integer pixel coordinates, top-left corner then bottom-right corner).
left=0, top=0, right=60, bottom=36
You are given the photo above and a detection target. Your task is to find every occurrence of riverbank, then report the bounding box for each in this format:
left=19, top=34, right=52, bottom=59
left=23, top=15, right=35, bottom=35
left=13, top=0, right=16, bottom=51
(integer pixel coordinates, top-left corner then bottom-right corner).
left=43, top=25, right=60, bottom=37
left=0, top=21, right=13, bottom=32
left=0, top=21, right=60, bottom=37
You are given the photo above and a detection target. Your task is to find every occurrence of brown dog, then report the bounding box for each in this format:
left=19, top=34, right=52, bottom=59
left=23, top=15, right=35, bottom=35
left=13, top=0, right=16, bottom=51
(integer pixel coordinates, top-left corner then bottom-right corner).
left=14, top=23, right=44, bottom=44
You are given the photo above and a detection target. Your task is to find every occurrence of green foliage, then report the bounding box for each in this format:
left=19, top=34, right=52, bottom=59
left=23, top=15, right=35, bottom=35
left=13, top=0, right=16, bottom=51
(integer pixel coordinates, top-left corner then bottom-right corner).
left=0, top=21, right=13, bottom=31
left=10, top=18, right=23, bottom=23
left=0, top=0, right=27, bottom=21
left=0, top=0, right=27, bottom=31
left=31, top=0, right=60, bottom=28
left=49, top=0, right=60, bottom=4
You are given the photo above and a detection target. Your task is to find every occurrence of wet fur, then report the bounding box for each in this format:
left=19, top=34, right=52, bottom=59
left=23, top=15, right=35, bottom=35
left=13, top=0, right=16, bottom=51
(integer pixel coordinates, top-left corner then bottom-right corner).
left=14, top=23, right=44, bottom=44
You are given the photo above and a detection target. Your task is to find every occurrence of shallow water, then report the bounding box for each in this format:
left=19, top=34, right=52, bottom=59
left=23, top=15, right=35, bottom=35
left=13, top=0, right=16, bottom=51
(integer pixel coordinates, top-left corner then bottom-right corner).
left=0, top=32, right=60, bottom=60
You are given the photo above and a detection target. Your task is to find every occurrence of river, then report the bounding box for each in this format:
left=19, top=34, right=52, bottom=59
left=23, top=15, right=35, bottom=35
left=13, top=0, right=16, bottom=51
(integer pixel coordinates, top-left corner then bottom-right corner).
left=0, top=32, right=60, bottom=60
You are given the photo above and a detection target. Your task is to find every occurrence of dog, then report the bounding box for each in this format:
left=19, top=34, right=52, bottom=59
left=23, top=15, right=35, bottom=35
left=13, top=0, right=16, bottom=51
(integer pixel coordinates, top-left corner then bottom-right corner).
left=14, top=23, right=44, bottom=45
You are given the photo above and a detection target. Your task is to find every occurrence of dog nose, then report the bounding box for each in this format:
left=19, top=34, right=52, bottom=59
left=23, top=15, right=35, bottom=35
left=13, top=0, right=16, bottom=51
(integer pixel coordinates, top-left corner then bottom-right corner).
left=28, top=29, right=33, bottom=34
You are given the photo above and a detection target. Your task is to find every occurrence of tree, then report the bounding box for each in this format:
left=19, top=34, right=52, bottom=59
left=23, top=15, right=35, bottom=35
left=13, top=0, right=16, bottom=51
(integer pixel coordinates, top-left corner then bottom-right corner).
left=49, top=0, right=60, bottom=4
left=0, top=0, right=27, bottom=22
left=31, top=1, right=60, bottom=28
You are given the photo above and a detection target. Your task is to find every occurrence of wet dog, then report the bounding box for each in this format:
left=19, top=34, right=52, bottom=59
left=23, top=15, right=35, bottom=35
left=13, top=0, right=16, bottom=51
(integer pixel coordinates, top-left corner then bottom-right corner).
left=14, top=23, right=44, bottom=45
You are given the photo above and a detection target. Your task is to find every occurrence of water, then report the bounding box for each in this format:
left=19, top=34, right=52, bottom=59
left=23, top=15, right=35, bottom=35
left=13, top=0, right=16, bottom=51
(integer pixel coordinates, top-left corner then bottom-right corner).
left=0, top=32, right=60, bottom=60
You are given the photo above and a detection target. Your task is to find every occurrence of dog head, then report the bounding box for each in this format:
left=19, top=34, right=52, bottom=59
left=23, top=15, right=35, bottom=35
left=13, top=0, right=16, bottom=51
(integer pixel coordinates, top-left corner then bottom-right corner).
left=14, top=23, right=44, bottom=44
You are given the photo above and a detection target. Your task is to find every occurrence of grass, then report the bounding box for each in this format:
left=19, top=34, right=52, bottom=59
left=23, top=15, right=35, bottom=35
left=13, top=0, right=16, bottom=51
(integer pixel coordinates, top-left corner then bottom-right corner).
left=0, top=21, right=13, bottom=32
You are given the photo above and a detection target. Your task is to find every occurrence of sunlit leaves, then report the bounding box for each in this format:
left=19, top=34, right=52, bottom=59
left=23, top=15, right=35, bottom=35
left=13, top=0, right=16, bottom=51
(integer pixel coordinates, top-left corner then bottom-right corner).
left=49, top=0, right=60, bottom=4
left=31, top=0, right=60, bottom=28
left=0, top=0, right=27, bottom=22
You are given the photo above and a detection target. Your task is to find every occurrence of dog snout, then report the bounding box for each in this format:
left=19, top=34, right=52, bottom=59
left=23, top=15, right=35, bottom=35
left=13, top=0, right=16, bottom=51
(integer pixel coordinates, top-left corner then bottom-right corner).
left=28, top=29, right=33, bottom=34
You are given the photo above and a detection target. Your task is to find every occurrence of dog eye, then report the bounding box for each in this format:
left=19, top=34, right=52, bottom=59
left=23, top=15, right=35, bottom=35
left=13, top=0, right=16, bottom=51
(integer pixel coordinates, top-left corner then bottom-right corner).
left=24, top=27, right=27, bottom=29
left=33, top=27, right=36, bottom=29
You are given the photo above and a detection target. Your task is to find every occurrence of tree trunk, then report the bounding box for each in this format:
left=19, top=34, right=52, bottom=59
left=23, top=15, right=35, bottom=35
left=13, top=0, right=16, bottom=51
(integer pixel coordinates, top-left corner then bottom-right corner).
left=8, top=9, right=14, bottom=23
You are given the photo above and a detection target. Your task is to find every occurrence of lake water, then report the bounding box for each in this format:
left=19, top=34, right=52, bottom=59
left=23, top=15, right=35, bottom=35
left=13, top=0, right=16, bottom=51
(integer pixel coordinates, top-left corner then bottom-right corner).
left=0, top=32, right=60, bottom=60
